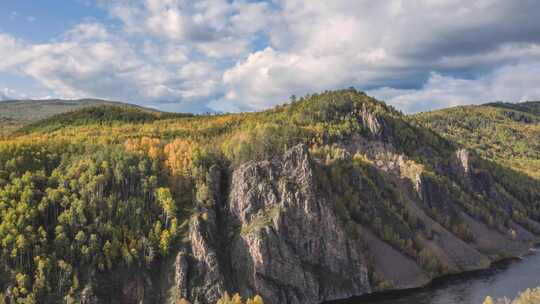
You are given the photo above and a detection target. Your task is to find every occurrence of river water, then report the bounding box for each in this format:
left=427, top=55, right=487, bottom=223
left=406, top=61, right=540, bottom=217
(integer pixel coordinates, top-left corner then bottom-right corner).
left=333, top=251, right=540, bottom=304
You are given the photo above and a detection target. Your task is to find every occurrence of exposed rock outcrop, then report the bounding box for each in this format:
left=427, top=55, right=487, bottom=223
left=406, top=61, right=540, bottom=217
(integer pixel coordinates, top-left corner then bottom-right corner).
left=188, top=211, right=226, bottom=303
left=174, top=250, right=189, bottom=300
left=80, top=285, right=98, bottom=304
left=360, top=106, right=385, bottom=137
left=167, top=142, right=537, bottom=304
left=228, top=145, right=370, bottom=304
left=454, top=149, right=471, bottom=176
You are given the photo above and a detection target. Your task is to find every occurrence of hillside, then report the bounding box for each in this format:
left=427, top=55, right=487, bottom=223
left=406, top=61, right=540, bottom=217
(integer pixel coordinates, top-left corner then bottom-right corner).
left=410, top=102, right=540, bottom=179
left=0, top=99, right=156, bottom=137
left=0, top=89, right=539, bottom=304
left=16, top=105, right=193, bottom=135
left=485, top=101, right=540, bottom=116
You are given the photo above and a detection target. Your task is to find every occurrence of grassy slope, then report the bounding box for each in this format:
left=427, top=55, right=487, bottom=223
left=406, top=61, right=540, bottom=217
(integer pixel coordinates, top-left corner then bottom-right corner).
left=410, top=102, right=540, bottom=180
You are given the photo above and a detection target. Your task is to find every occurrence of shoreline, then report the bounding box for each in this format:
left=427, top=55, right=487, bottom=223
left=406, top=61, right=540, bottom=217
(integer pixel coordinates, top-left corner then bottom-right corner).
left=324, top=245, right=539, bottom=304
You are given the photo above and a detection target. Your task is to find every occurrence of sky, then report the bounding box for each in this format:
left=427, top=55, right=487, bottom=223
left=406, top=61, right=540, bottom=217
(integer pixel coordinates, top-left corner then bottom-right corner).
left=1, top=0, right=540, bottom=113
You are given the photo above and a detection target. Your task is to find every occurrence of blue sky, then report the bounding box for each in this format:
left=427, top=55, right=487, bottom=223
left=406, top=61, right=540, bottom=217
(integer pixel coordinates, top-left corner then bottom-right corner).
left=0, top=0, right=109, bottom=98
left=0, top=1, right=107, bottom=42
left=1, top=1, right=540, bottom=113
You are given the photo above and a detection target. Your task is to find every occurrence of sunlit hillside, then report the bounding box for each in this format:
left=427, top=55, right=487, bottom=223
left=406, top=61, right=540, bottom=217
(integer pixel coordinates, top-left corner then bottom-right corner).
left=0, top=99, right=155, bottom=137
left=411, top=102, right=540, bottom=179
left=1, top=89, right=539, bottom=303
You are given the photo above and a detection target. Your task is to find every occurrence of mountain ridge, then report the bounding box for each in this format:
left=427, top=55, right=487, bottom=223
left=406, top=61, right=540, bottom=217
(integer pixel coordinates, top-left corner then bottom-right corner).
left=0, top=89, right=538, bottom=304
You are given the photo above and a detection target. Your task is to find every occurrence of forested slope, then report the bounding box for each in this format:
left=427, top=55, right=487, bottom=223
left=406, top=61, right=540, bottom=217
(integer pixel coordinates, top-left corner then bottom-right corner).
left=411, top=102, right=540, bottom=179
left=0, top=99, right=159, bottom=137
left=0, top=90, right=538, bottom=304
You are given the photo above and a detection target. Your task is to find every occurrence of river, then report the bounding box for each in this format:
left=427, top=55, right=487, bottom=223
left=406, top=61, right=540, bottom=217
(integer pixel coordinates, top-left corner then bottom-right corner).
left=332, top=251, right=540, bottom=304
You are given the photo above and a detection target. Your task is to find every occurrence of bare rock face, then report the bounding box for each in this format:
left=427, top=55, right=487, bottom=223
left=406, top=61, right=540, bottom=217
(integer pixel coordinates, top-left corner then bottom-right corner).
left=170, top=143, right=536, bottom=304
left=80, top=285, right=98, bottom=304
left=417, top=174, right=452, bottom=213
left=188, top=211, right=226, bottom=303
left=174, top=250, right=189, bottom=300
left=360, top=106, right=386, bottom=138
left=227, top=145, right=371, bottom=304
left=455, top=149, right=471, bottom=175
left=450, top=149, right=494, bottom=194
left=450, top=148, right=475, bottom=191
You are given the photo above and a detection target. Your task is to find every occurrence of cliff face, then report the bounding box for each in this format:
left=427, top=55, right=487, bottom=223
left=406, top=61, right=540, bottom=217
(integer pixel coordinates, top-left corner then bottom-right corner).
left=166, top=141, right=538, bottom=304
left=102, top=95, right=540, bottom=304
left=4, top=90, right=539, bottom=304
left=171, top=145, right=371, bottom=304
left=227, top=145, right=370, bottom=304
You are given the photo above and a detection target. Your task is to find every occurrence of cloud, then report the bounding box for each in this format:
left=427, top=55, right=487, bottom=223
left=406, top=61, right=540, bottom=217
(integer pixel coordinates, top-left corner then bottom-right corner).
left=213, top=0, right=540, bottom=112
left=2, top=0, right=540, bottom=113
left=102, top=0, right=272, bottom=58
left=0, top=87, right=31, bottom=101
left=3, top=23, right=143, bottom=100
left=369, top=62, right=540, bottom=113
left=211, top=47, right=359, bottom=111
left=0, top=23, right=224, bottom=112
left=0, top=88, right=16, bottom=100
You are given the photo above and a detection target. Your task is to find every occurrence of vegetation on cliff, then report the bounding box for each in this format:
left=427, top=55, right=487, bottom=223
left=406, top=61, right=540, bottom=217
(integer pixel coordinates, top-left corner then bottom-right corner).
left=0, top=89, right=538, bottom=303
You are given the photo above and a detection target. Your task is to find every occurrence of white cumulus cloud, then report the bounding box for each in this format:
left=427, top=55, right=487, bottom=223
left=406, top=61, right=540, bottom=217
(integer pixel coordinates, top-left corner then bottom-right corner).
left=370, top=62, right=540, bottom=113
left=1, top=0, right=540, bottom=113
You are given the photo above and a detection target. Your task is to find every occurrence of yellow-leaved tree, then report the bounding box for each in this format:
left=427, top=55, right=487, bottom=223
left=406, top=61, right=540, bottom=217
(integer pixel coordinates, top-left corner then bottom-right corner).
left=216, top=292, right=264, bottom=304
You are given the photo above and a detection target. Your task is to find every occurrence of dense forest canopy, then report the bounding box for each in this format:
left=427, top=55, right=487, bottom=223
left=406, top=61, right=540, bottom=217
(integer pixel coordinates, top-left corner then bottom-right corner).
left=0, top=89, right=390, bottom=302
left=0, top=89, right=538, bottom=303
left=411, top=102, right=540, bottom=179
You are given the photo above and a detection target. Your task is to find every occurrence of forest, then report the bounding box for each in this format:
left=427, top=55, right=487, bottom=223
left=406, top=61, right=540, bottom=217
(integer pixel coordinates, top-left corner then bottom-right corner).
left=411, top=102, right=540, bottom=179
left=0, top=89, right=539, bottom=303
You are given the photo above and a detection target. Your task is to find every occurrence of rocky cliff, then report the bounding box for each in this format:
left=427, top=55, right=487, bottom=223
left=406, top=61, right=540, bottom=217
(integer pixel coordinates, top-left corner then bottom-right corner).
left=88, top=94, right=539, bottom=304
left=3, top=90, right=539, bottom=304
left=166, top=138, right=538, bottom=304
left=167, top=145, right=370, bottom=304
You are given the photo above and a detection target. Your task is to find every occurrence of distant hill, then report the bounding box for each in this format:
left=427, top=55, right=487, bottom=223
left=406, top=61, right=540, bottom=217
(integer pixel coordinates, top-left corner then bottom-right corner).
left=484, top=101, right=540, bottom=116
left=0, top=99, right=158, bottom=136
left=17, top=105, right=192, bottom=134
left=411, top=101, right=540, bottom=179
